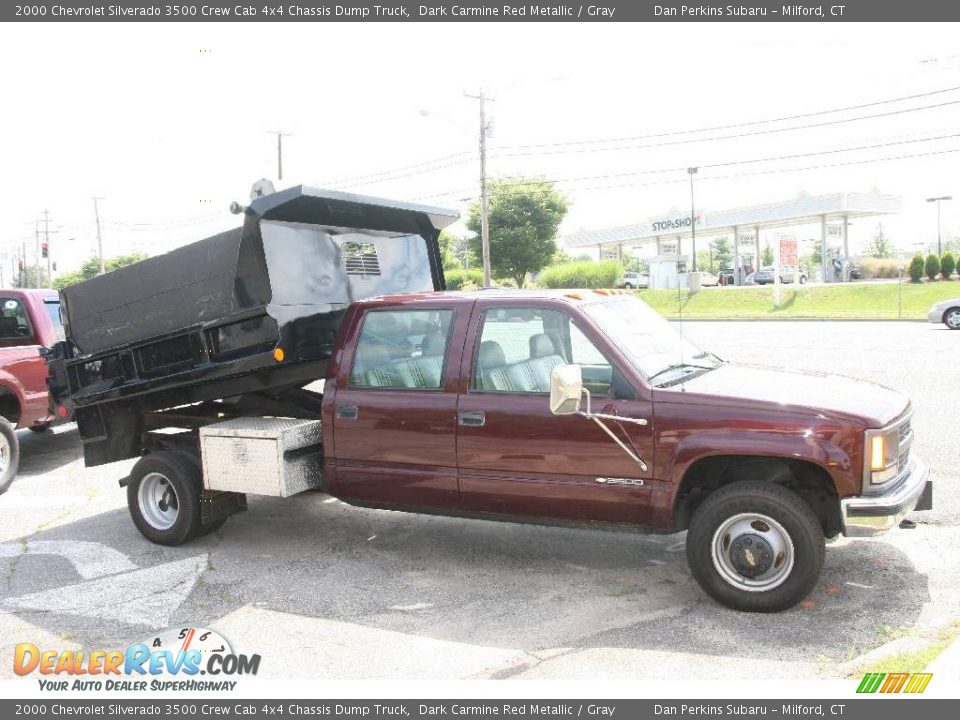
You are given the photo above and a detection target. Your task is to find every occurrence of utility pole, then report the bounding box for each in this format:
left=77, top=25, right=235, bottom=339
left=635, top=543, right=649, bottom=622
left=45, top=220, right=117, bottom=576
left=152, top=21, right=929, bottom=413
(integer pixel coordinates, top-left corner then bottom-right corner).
left=465, top=90, right=493, bottom=287
left=688, top=167, right=699, bottom=273
left=269, top=131, right=293, bottom=181
left=34, top=220, right=42, bottom=289
left=926, top=196, right=952, bottom=256
left=41, top=209, right=51, bottom=287
left=93, top=197, right=105, bottom=274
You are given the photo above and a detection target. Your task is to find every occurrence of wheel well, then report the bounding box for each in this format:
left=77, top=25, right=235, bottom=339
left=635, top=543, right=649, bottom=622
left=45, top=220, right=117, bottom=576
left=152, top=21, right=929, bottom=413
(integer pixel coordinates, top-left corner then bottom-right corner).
left=673, top=455, right=842, bottom=538
left=943, top=306, right=960, bottom=322
left=0, top=390, right=20, bottom=425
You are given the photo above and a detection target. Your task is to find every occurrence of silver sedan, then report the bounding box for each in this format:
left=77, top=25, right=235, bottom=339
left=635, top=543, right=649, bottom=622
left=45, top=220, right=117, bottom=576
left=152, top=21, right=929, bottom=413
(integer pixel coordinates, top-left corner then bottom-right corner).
left=928, top=297, right=960, bottom=329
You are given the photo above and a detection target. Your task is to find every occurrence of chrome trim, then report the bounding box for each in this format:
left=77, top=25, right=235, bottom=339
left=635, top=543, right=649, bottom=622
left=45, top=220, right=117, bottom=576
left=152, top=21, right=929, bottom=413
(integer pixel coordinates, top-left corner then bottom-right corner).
left=862, top=410, right=913, bottom=494
left=841, top=458, right=930, bottom=537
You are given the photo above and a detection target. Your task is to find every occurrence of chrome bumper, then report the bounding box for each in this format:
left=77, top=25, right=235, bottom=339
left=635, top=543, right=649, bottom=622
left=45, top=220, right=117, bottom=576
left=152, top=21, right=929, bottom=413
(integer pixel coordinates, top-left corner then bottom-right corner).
left=840, top=459, right=932, bottom=537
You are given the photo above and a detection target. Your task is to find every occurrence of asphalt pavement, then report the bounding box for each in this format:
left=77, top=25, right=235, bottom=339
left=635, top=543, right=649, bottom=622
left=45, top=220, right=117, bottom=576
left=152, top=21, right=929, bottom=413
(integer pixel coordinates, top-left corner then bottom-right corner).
left=0, top=321, right=957, bottom=681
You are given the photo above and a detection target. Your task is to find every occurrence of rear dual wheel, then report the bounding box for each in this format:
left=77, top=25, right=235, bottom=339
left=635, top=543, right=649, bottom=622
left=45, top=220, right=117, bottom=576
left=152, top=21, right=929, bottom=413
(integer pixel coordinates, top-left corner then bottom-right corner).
left=127, top=451, right=225, bottom=546
left=686, top=481, right=824, bottom=612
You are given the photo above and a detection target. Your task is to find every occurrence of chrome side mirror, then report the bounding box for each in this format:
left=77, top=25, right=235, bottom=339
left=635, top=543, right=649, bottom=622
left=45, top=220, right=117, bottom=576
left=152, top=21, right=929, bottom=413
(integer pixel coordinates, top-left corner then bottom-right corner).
left=549, top=364, right=583, bottom=415
left=548, top=363, right=650, bottom=473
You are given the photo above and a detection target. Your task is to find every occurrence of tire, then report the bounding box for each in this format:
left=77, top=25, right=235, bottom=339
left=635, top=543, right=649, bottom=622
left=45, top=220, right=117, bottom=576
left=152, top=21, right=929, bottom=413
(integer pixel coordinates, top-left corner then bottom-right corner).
left=686, top=480, right=824, bottom=612
left=127, top=451, right=204, bottom=546
left=0, top=417, right=20, bottom=495
left=944, top=307, right=960, bottom=330
left=799, top=275, right=807, bottom=284
left=623, top=283, right=634, bottom=289
left=197, top=517, right=227, bottom=537
left=29, top=423, right=51, bottom=434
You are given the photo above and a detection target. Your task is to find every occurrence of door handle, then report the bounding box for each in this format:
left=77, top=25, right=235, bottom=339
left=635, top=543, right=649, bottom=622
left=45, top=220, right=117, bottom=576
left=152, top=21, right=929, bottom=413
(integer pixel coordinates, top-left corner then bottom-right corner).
left=458, top=411, right=485, bottom=427
left=336, top=404, right=358, bottom=420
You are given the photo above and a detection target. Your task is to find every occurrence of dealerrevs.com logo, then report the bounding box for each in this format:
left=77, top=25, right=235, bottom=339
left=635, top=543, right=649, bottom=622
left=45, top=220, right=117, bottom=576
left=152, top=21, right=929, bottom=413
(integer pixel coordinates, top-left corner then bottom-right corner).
left=856, top=672, right=933, bottom=694
left=14, top=626, right=260, bottom=692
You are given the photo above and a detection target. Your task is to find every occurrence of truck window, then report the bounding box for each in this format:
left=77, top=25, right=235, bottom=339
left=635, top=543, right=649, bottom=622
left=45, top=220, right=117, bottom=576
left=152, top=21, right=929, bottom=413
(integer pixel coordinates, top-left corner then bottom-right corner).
left=0, top=298, right=32, bottom=341
left=472, top=308, right=613, bottom=395
left=349, top=309, right=454, bottom=390
left=44, top=297, right=65, bottom=343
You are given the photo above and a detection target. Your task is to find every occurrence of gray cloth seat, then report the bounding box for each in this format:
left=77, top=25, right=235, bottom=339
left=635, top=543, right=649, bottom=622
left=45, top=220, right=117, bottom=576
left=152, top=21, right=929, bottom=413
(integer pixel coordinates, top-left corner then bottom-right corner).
left=476, top=341, right=514, bottom=391
left=513, top=333, right=565, bottom=392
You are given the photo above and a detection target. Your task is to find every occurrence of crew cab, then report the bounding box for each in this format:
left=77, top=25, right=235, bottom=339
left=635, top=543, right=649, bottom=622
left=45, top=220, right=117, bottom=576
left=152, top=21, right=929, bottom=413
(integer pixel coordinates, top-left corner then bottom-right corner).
left=45, top=185, right=932, bottom=612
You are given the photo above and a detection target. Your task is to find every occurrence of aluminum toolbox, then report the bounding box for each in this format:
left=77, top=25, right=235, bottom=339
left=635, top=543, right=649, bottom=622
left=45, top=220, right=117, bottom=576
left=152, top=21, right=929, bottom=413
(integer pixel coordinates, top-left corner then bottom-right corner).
left=199, top=417, right=323, bottom=497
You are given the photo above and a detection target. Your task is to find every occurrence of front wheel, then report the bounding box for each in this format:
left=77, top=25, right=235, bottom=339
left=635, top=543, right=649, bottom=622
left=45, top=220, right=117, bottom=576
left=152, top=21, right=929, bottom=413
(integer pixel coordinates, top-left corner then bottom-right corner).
left=0, top=417, right=21, bottom=495
left=127, top=451, right=205, bottom=546
left=686, top=481, right=824, bottom=612
left=944, top=307, right=960, bottom=330
left=799, top=275, right=807, bottom=284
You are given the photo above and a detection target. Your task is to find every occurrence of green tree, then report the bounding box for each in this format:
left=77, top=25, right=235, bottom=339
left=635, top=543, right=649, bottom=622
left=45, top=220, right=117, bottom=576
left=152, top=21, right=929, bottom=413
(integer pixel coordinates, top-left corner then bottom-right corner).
left=941, top=252, right=956, bottom=279
left=925, top=253, right=941, bottom=281
left=865, top=223, right=894, bottom=258
left=710, top=236, right=734, bottom=269
left=908, top=253, right=925, bottom=282
left=438, top=230, right=462, bottom=271
left=53, top=253, right=149, bottom=290
left=761, top=245, right=774, bottom=267
left=799, top=253, right=820, bottom=281
left=467, top=177, right=568, bottom=288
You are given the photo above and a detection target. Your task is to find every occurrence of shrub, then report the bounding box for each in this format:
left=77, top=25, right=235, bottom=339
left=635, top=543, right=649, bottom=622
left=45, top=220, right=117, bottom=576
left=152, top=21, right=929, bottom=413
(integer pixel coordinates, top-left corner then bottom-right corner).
left=908, top=254, right=925, bottom=282
left=926, top=253, right=941, bottom=281
left=941, top=252, right=956, bottom=280
left=444, top=268, right=484, bottom=290
left=537, top=260, right=623, bottom=289
left=858, top=257, right=900, bottom=279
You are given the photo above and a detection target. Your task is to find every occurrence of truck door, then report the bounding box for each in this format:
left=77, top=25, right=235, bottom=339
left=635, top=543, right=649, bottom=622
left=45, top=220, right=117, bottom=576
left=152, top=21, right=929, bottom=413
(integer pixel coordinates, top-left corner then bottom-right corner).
left=455, top=302, right=654, bottom=525
left=329, top=305, right=465, bottom=509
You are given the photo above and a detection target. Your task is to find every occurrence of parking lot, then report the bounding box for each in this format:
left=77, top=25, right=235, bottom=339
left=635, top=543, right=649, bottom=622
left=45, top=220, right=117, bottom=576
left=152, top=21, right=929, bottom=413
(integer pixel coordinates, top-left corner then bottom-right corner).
left=0, top=320, right=957, bottom=681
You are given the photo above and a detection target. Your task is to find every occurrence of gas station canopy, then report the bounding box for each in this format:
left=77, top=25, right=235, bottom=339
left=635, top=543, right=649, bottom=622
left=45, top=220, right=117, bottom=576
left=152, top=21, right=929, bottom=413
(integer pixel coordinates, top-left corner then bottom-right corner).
left=563, top=189, right=901, bottom=253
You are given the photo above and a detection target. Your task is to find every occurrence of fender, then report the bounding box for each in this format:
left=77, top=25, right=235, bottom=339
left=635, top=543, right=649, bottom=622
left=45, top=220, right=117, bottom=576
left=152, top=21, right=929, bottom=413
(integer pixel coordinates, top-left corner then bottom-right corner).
left=662, top=428, right=860, bottom=497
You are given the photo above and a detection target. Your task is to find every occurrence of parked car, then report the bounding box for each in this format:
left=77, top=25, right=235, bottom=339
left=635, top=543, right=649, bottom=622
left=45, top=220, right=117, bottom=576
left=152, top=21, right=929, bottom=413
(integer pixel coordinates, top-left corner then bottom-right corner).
left=718, top=268, right=735, bottom=285
left=754, top=267, right=807, bottom=285
left=699, top=271, right=720, bottom=287
left=617, top=271, right=648, bottom=289
left=927, top=297, right=960, bottom=329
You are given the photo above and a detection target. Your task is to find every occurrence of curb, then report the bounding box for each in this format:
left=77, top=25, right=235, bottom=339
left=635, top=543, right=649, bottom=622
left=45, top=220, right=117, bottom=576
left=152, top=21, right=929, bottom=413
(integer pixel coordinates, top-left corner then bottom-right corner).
left=662, top=318, right=929, bottom=323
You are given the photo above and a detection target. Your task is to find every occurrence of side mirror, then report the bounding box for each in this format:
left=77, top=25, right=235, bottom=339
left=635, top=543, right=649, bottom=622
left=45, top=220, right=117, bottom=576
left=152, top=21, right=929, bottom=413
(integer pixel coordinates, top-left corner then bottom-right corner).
left=549, top=364, right=583, bottom=415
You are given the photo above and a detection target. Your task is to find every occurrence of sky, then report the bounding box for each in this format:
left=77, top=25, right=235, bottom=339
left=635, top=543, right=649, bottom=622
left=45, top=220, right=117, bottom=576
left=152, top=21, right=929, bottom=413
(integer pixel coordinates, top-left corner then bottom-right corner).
left=3, top=21, right=960, bottom=282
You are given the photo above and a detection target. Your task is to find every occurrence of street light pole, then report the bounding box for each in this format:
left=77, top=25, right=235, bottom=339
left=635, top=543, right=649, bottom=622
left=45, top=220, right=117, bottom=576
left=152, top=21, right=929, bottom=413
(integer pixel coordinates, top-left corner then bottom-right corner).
left=688, top=167, right=699, bottom=272
left=926, top=196, right=952, bottom=256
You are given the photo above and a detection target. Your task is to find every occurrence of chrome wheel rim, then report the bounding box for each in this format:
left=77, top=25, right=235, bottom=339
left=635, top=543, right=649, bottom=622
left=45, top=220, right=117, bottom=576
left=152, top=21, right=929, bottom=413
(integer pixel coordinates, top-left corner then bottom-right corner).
left=711, top=513, right=795, bottom=592
left=0, top=433, right=9, bottom=475
left=138, top=472, right=179, bottom=530
left=946, top=310, right=960, bottom=329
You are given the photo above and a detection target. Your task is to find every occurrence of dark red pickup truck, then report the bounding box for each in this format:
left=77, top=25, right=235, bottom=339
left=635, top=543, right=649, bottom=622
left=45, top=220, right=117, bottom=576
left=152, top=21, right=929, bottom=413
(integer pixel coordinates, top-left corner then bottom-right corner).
left=46, top=186, right=931, bottom=612
left=0, top=289, right=64, bottom=492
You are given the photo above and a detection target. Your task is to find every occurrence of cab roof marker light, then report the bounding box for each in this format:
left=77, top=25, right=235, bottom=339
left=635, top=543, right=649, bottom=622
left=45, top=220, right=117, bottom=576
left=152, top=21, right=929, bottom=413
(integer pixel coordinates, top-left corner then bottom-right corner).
left=273, top=347, right=285, bottom=363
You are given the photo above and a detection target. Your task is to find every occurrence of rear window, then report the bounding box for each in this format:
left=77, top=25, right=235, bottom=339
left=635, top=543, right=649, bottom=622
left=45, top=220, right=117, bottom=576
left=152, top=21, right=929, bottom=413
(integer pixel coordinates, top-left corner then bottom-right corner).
left=44, top=298, right=65, bottom=343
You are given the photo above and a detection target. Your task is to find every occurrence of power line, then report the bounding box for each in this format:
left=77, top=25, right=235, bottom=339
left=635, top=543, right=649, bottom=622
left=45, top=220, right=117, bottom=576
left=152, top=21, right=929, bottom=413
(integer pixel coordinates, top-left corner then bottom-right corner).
left=493, top=99, right=960, bottom=158
left=328, top=83, right=960, bottom=189
left=499, top=84, right=960, bottom=151
left=412, top=145, right=960, bottom=202
left=412, top=131, right=960, bottom=198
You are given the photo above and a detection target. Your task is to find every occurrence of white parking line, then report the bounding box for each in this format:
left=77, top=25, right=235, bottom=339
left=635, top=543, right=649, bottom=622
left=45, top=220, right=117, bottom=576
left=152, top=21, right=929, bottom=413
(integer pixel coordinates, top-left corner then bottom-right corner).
left=845, top=581, right=875, bottom=589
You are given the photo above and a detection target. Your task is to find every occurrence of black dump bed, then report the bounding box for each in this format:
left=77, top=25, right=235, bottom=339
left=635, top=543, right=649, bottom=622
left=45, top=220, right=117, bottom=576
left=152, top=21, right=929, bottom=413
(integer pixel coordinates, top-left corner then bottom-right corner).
left=46, top=185, right=456, bottom=466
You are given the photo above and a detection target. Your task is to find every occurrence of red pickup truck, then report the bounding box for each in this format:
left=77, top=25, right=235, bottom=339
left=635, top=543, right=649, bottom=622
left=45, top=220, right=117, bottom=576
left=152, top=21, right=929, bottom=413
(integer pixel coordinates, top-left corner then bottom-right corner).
left=0, top=288, right=64, bottom=492
left=46, top=187, right=931, bottom=612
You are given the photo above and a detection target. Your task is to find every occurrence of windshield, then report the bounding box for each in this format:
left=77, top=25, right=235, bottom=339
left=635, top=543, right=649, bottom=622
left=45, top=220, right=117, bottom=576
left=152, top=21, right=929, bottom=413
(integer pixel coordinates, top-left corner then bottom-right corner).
left=581, top=295, right=720, bottom=385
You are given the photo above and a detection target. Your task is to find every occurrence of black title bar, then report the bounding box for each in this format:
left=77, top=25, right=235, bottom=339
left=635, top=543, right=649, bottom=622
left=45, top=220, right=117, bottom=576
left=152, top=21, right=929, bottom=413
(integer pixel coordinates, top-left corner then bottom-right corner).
left=6, top=0, right=960, bottom=22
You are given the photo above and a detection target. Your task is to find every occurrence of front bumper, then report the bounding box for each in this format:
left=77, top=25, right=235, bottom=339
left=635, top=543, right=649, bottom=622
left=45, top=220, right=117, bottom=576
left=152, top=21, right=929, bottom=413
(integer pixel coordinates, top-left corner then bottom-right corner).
left=928, top=306, right=944, bottom=324
left=840, top=459, right=932, bottom=537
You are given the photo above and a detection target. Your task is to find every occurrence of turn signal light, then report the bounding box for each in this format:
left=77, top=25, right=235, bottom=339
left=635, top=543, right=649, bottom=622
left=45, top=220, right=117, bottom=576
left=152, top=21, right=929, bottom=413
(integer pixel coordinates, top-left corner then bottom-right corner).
left=273, top=347, right=285, bottom=363
left=870, top=435, right=885, bottom=471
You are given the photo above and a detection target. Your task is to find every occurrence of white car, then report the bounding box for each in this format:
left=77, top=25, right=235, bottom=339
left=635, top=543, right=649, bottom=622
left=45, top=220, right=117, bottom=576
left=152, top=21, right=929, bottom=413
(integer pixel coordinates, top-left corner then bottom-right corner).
left=928, top=298, right=960, bottom=329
